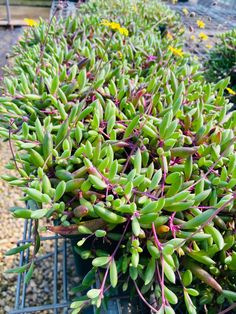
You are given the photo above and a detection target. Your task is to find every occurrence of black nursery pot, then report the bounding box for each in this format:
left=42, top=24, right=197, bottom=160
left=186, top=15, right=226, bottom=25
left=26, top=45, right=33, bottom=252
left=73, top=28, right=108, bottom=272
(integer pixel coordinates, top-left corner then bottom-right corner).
left=70, top=236, right=91, bottom=277
left=66, top=227, right=152, bottom=314
left=50, top=213, right=152, bottom=314
left=52, top=219, right=90, bottom=276
left=36, top=210, right=151, bottom=314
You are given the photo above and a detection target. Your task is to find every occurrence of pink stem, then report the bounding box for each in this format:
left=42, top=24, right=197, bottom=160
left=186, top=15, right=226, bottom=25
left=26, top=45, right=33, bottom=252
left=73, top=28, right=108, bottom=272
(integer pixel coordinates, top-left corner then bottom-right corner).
left=99, top=128, right=110, bottom=139
left=169, top=212, right=178, bottom=238
left=133, top=189, right=159, bottom=200
left=112, top=218, right=130, bottom=258
left=152, top=223, right=162, bottom=250
left=133, top=281, right=159, bottom=313
left=122, top=144, right=137, bottom=174
left=99, top=218, right=131, bottom=298
left=156, top=263, right=162, bottom=288
left=99, top=265, right=110, bottom=299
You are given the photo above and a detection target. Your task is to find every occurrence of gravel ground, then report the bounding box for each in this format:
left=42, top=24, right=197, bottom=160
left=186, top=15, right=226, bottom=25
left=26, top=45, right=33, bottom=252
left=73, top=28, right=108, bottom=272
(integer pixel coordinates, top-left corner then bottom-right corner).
left=0, top=141, right=78, bottom=314
left=0, top=27, right=24, bottom=314
left=0, top=133, right=67, bottom=313
left=0, top=27, right=22, bottom=75
left=0, top=141, right=24, bottom=314
left=167, top=0, right=236, bottom=60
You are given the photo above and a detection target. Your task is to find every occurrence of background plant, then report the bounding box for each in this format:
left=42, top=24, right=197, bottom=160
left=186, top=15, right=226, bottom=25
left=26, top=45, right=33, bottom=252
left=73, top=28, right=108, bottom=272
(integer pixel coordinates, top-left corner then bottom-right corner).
left=0, top=1, right=235, bottom=314
left=205, top=29, right=236, bottom=96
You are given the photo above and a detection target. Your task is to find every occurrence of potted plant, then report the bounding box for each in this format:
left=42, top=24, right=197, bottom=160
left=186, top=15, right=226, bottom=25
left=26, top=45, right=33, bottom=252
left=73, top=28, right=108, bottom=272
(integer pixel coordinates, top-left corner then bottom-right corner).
left=1, top=1, right=236, bottom=313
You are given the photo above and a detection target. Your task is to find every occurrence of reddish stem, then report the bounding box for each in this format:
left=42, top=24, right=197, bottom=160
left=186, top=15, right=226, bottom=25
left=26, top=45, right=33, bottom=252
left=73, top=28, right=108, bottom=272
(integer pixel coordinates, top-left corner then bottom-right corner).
left=99, top=218, right=130, bottom=299
left=99, top=265, right=110, bottom=299
left=122, top=144, right=137, bottom=174
left=133, top=189, right=159, bottom=200
left=169, top=212, right=179, bottom=238
left=133, top=281, right=159, bottom=313
left=156, top=263, right=162, bottom=289
left=152, top=223, right=162, bottom=250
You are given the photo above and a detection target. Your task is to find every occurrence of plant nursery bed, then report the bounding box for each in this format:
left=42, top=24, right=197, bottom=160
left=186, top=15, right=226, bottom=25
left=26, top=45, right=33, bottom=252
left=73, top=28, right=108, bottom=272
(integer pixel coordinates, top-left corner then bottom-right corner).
left=1, top=1, right=236, bottom=314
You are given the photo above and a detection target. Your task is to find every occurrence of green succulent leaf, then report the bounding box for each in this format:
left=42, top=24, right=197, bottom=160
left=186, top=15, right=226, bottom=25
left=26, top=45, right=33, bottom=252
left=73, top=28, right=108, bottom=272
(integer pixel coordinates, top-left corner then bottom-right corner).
left=92, top=256, right=110, bottom=267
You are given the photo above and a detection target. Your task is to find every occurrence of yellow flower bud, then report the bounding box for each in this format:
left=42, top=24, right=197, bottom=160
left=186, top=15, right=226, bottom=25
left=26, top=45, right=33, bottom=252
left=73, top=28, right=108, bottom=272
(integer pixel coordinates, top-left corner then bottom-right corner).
left=156, top=225, right=170, bottom=234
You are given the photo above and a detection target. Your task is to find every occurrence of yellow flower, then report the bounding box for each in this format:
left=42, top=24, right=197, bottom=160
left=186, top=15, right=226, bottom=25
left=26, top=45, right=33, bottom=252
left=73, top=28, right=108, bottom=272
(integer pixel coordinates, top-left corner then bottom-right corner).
left=166, top=32, right=173, bottom=40
left=172, top=0, right=178, bottom=4
left=119, top=27, right=129, bottom=36
left=110, top=21, right=121, bottom=30
left=132, top=4, right=138, bottom=13
left=168, top=46, right=184, bottom=57
left=117, top=51, right=123, bottom=59
left=100, top=19, right=128, bottom=36
left=198, top=32, right=208, bottom=41
left=101, top=19, right=110, bottom=27
left=176, top=247, right=185, bottom=257
left=101, top=20, right=120, bottom=29
left=226, top=87, right=236, bottom=95
left=182, top=8, right=189, bottom=15
left=205, top=44, right=212, bottom=49
left=24, top=18, right=38, bottom=27
left=197, top=19, right=205, bottom=28
left=190, top=35, right=196, bottom=41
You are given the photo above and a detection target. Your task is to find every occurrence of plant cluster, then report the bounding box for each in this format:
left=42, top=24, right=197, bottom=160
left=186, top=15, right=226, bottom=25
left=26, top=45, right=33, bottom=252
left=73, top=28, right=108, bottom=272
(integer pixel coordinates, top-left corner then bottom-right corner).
left=0, top=1, right=236, bottom=314
left=205, top=29, right=236, bottom=95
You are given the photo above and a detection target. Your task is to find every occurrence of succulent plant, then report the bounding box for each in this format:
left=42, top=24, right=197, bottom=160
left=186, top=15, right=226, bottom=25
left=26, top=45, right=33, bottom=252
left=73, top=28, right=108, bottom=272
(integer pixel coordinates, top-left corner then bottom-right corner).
left=0, top=1, right=236, bottom=314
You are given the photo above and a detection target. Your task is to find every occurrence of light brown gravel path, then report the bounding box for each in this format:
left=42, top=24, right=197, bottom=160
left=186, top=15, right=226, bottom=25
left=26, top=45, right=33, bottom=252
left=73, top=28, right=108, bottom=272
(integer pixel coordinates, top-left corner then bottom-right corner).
left=0, top=135, right=74, bottom=314
left=0, top=27, right=22, bottom=76
left=0, top=141, right=24, bottom=314
left=0, top=27, right=25, bottom=314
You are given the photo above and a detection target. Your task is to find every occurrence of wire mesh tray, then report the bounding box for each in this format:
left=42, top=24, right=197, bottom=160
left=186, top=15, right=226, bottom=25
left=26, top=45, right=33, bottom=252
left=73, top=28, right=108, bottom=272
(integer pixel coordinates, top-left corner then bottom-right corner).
left=9, top=220, right=71, bottom=314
